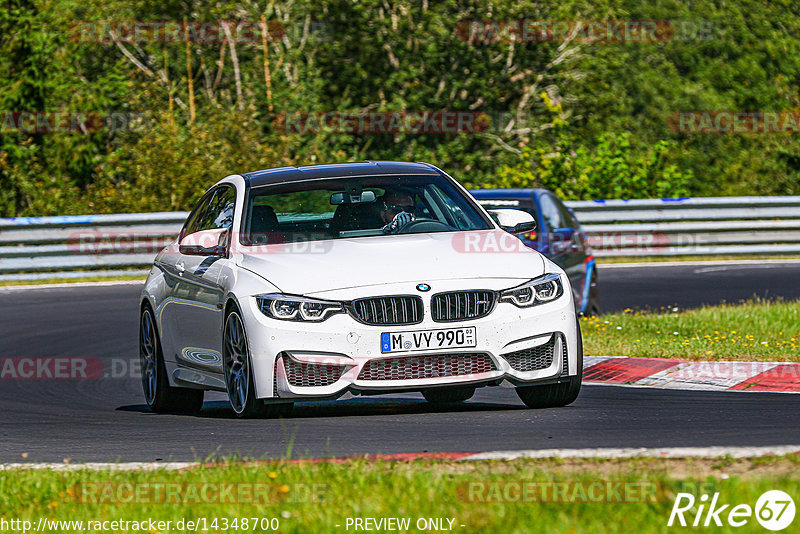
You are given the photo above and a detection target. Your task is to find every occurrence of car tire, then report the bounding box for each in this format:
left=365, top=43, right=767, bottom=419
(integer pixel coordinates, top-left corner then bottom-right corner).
left=139, top=305, right=204, bottom=414
left=515, top=322, right=583, bottom=408
left=223, top=306, right=293, bottom=419
left=422, top=386, right=476, bottom=403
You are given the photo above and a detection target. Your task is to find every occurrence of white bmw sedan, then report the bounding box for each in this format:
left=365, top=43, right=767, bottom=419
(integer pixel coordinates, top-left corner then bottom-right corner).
left=140, top=161, right=582, bottom=417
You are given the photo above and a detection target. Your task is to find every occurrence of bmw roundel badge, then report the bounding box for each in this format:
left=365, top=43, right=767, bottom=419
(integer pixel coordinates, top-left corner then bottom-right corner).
left=416, top=283, right=431, bottom=292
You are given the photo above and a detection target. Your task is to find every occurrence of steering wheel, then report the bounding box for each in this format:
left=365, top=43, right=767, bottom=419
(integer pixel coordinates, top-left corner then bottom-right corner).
left=398, top=218, right=455, bottom=234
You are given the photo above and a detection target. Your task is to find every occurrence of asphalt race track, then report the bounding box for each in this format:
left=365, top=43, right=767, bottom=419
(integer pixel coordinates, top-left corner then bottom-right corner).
left=600, top=261, right=800, bottom=312
left=1, top=261, right=799, bottom=462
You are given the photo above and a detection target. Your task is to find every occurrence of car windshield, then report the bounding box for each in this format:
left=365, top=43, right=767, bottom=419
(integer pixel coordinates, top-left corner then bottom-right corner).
left=241, top=174, right=492, bottom=245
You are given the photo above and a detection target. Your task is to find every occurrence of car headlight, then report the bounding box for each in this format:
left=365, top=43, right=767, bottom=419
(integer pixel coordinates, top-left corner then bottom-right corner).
left=500, top=273, right=563, bottom=307
left=256, top=294, right=344, bottom=322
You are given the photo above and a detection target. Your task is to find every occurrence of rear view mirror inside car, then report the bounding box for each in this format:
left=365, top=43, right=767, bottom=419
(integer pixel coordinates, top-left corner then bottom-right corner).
left=330, top=190, right=377, bottom=205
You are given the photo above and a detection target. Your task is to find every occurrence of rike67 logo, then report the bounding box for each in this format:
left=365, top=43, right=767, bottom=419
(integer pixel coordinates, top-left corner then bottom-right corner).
left=668, top=490, right=795, bottom=531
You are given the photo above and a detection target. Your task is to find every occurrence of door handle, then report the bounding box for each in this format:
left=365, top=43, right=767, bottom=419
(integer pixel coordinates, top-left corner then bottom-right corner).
left=176, top=261, right=185, bottom=275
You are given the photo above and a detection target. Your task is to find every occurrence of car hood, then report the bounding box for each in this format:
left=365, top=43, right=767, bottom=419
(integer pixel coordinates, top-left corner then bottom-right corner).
left=236, top=230, right=545, bottom=295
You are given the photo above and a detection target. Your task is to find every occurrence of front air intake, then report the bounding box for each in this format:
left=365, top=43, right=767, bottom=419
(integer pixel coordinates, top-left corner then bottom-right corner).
left=348, top=295, right=424, bottom=326
left=358, top=353, right=496, bottom=381
left=431, top=290, right=496, bottom=322
left=502, top=335, right=561, bottom=373
left=282, top=356, right=344, bottom=387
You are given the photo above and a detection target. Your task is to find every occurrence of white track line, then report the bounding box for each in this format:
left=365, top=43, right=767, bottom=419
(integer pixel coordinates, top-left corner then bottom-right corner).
left=5, top=446, right=799, bottom=469
left=460, top=445, right=800, bottom=461
left=600, top=259, right=800, bottom=269
left=582, top=355, right=617, bottom=368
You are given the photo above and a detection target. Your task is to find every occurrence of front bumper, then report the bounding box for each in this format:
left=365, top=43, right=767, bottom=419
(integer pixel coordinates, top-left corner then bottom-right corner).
left=241, top=279, right=579, bottom=400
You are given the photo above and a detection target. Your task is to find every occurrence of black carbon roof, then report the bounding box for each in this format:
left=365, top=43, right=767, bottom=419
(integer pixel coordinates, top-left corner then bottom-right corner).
left=242, top=161, right=440, bottom=187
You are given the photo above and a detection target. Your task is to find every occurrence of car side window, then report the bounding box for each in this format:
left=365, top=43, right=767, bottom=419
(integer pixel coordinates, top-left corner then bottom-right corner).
left=539, top=194, right=565, bottom=230
left=180, top=186, right=236, bottom=239
left=181, top=192, right=214, bottom=238
left=198, top=186, right=236, bottom=232
left=557, top=199, right=578, bottom=229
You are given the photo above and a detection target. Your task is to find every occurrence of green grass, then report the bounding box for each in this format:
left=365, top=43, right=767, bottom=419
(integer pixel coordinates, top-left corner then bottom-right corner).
left=583, top=299, right=800, bottom=361
left=1, top=457, right=798, bottom=533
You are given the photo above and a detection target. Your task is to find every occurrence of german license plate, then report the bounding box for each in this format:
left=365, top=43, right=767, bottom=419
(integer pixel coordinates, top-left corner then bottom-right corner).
left=380, top=327, right=477, bottom=353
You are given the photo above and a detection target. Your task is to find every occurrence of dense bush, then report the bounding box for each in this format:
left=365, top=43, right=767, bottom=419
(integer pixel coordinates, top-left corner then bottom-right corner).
left=486, top=132, right=692, bottom=200
left=1, top=0, right=799, bottom=216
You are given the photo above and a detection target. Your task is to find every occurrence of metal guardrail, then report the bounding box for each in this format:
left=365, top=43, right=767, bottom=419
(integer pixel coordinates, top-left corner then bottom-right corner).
left=0, top=212, right=188, bottom=277
left=569, top=196, right=800, bottom=257
left=0, top=196, right=799, bottom=279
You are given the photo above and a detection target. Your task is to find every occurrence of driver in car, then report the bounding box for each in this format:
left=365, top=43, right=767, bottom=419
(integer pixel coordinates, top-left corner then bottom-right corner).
left=380, top=189, right=417, bottom=234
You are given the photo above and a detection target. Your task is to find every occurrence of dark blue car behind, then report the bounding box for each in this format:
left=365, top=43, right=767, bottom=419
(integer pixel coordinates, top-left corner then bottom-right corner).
left=470, top=188, right=599, bottom=315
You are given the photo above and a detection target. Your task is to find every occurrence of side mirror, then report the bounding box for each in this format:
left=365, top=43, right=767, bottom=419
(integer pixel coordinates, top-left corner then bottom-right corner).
left=179, top=228, right=229, bottom=256
left=487, top=209, right=536, bottom=234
